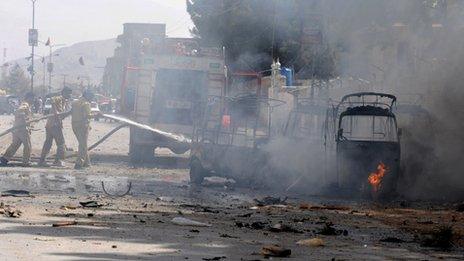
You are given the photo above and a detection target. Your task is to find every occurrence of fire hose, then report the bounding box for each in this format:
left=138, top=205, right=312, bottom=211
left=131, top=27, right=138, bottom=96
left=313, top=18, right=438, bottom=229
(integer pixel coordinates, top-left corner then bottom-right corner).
left=0, top=112, right=70, bottom=139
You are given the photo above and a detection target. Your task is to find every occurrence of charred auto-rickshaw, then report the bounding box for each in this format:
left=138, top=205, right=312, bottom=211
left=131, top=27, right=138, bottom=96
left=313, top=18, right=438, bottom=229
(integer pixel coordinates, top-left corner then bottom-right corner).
left=190, top=94, right=284, bottom=185
left=270, top=96, right=333, bottom=191
left=335, top=92, right=401, bottom=198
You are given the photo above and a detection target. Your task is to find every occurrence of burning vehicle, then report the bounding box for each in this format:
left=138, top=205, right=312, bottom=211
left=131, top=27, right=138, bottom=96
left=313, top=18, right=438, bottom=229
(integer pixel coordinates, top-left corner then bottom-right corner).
left=189, top=86, right=284, bottom=185
left=266, top=96, right=333, bottom=191
left=334, top=92, right=401, bottom=198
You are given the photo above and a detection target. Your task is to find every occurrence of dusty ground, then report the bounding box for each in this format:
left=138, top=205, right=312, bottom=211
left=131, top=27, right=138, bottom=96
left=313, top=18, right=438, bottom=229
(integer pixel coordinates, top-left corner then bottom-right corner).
left=0, top=114, right=462, bottom=260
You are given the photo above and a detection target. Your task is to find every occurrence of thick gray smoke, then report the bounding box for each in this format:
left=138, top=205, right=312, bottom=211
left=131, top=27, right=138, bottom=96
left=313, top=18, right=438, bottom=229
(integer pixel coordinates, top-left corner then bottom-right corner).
left=321, top=0, right=464, bottom=200
left=258, top=1, right=464, bottom=200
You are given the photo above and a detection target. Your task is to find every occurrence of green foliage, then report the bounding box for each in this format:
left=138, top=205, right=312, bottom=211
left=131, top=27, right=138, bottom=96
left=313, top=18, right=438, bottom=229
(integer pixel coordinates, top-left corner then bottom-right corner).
left=0, top=64, right=30, bottom=95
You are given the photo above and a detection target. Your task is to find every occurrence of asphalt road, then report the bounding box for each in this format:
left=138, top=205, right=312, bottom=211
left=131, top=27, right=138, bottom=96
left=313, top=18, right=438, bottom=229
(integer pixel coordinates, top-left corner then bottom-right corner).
left=0, top=114, right=462, bottom=260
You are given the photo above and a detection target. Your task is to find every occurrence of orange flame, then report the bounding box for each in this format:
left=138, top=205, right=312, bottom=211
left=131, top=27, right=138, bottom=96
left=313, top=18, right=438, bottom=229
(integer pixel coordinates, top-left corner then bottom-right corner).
left=368, top=162, right=388, bottom=192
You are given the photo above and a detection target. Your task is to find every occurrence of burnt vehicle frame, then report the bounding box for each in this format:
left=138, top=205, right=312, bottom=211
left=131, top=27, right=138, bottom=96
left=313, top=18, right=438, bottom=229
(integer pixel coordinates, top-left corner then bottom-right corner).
left=189, top=94, right=284, bottom=185
left=394, top=94, right=435, bottom=193
left=273, top=96, right=334, bottom=191
left=333, top=92, right=401, bottom=198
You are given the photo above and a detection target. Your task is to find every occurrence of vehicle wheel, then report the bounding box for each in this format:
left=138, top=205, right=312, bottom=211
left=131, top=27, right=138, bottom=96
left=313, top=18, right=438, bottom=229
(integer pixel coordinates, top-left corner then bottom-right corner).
left=189, top=158, right=206, bottom=184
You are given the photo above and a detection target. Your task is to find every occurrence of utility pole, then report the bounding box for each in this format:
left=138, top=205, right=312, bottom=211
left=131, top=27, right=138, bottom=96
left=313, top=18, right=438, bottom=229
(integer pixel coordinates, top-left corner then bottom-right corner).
left=42, top=56, right=46, bottom=88
left=46, top=42, right=65, bottom=93
left=61, top=74, right=68, bottom=87
left=48, top=45, right=52, bottom=93
left=29, top=0, right=38, bottom=92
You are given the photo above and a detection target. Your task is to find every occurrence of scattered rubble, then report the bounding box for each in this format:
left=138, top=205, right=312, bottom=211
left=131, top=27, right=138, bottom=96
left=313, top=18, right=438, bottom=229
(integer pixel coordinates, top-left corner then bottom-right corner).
left=52, top=221, right=78, bottom=227
left=60, top=205, right=78, bottom=210
left=0, top=202, right=22, bottom=218
left=260, top=245, right=291, bottom=258
left=379, top=237, right=407, bottom=243
left=1, top=190, right=33, bottom=197
left=269, top=223, right=303, bottom=233
left=420, top=226, right=454, bottom=249
left=296, top=238, right=325, bottom=247
left=254, top=196, right=287, bottom=206
left=79, top=201, right=103, bottom=208
left=317, top=222, right=347, bottom=236
left=299, top=203, right=350, bottom=211
left=455, top=203, right=464, bottom=212
left=202, top=256, right=226, bottom=260
left=171, top=217, right=211, bottom=227
left=202, top=176, right=236, bottom=188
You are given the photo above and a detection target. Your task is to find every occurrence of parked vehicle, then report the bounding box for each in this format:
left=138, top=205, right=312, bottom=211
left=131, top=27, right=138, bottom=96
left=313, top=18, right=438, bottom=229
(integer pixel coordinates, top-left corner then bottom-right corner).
left=122, top=38, right=225, bottom=163
left=0, top=95, right=19, bottom=114
left=90, top=102, right=101, bottom=121
left=43, top=98, right=52, bottom=115
left=190, top=94, right=284, bottom=185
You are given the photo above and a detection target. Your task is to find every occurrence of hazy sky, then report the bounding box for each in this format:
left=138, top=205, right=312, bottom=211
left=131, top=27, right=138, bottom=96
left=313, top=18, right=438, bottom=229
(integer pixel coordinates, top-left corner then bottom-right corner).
left=0, top=0, right=193, bottom=61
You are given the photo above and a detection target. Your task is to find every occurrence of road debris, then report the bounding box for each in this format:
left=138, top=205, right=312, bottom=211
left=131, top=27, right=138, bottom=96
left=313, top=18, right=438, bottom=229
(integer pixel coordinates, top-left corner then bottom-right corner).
left=269, top=223, right=303, bottom=233
left=1, top=190, right=33, bottom=197
left=33, top=237, right=56, bottom=242
left=296, top=238, right=325, bottom=247
left=250, top=221, right=268, bottom=230
left=171, top=217, right=211, bottom=227
left=379, top=237, right=407, bottom=243
left=79, top=201, right=103, bottom=208
left=60, top=205, right=79, bottom=210
left=299, top=203, right=350, bottom=211
left=317, top=222, right=347, bottom=236
left=420, top=226, right=454, bottom=249
left=260, top=244, right=291, bottom=258
left=52, top=221, right=78, bottom=227
left=254, top=196, right=287, bottom=206
left=455, top=203, right=464, bottom=212
left=220, top=233, right=238, bottom=238
left=202, top=176, right=236, bottom=188
left=202, top=256, right=226, bottom=261
left=0, top=202, right=22, bottom=218
left=101, top=181, right=132, bottom=197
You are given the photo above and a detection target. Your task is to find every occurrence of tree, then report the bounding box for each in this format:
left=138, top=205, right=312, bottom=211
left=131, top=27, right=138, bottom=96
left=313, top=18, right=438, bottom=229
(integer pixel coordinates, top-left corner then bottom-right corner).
left=187, top=0, right=336, bottom=79
left=187, top=0, right=437, bottom=79
left=0, top=64, right=30, bottom=95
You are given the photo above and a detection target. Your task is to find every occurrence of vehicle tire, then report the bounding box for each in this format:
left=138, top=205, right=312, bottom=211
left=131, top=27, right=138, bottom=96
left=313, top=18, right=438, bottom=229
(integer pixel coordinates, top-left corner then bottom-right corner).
left=189, top=158, right=205, bottom=184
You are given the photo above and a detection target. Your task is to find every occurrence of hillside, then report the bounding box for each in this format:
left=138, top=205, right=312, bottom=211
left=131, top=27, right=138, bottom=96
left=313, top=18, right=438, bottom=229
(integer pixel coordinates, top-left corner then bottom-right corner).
left=8, top=38, right=117, bottom=91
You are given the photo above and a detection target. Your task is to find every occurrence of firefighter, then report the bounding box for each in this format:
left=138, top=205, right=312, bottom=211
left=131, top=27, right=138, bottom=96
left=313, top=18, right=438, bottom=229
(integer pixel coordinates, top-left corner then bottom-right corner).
left=38, top=87, right=72, bottom=167
left=0, top=92, right=35, bottom=166
left=71, top=89, right=97, bottom=169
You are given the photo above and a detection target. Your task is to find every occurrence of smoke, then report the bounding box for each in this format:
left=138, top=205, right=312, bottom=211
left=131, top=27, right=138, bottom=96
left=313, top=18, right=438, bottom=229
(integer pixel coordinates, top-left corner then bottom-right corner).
left=187, top=1, right=464, bottom=201
left=255, top=1, right=464, bottom=200
left=406, top=25, right=464, bottom=201
left=319, top=0, right=464, bottom=201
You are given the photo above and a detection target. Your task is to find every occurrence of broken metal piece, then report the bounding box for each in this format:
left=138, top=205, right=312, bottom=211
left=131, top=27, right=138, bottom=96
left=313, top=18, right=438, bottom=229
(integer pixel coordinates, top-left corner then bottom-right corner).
left=101, top=181, right=132, bottom=197
left=260, top=245, right=291, bottom=258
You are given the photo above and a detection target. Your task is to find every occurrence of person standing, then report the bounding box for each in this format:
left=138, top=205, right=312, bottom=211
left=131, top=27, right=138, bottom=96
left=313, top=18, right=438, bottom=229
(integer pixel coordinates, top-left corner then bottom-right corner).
left=0, top=92, right=35, bottom=166
left=38, top=87, right=72, bottom=167
left=71, top=89, right=95, bottom=169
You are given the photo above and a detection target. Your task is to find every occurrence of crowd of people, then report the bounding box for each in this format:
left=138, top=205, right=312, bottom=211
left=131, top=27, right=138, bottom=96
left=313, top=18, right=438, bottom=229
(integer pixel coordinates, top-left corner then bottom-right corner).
left=0, top=87, right=100, bottom=169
